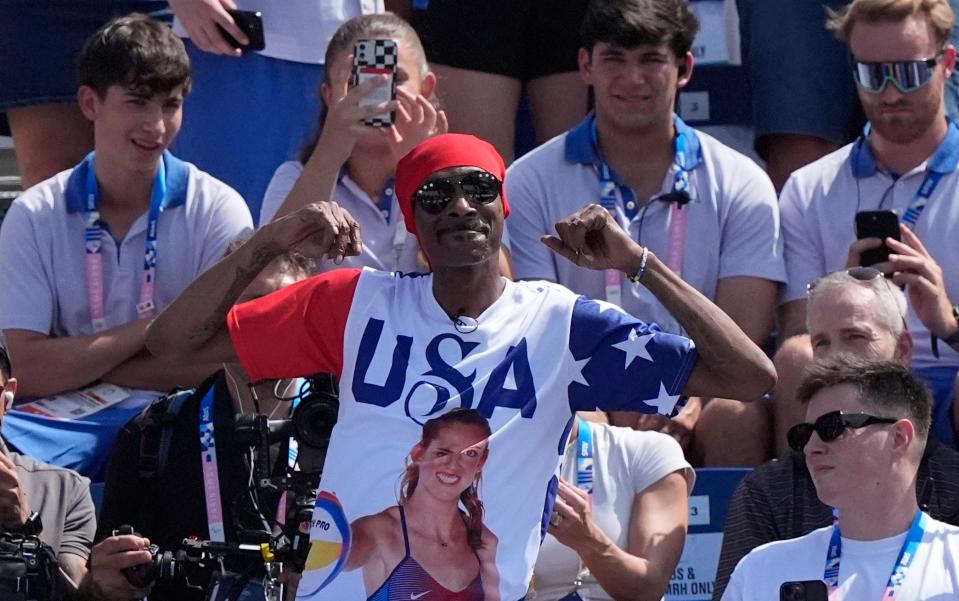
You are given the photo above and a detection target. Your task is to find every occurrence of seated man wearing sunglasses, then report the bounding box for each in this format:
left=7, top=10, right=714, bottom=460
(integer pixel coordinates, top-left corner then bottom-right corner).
left=722, top=356, right=959, bottom=600
left=712, top=266, right=959, bottom=600
left=142, top=133, right=775, bottom=600
left=779, top=0, right=959, bottom=451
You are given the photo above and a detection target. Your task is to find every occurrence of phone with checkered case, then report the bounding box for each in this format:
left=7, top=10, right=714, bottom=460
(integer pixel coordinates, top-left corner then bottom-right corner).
left=352, top=39, right=398, bottom=127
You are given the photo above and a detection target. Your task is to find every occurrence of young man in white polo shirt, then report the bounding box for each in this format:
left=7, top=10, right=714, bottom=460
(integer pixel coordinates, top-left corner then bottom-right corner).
left=722, top=356, right=959, bottom=600
left=778, top=0, right=959, bottom=451
left=505, top=0, right=785, bottom=466
left=0, top=14, right=253, bottom=480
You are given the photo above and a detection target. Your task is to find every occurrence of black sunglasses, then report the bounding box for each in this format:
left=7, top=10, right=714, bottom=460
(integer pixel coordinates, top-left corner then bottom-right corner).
left=787, top=410, right=898, bottom=452
left=413, top=171, right=502, bottom=215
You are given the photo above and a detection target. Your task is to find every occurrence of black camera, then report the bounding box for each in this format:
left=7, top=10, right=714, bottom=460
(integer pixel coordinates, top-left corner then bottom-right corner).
left=234, top=374, right=339, bottom=451
left=0, top=533, right=58, bottom=601
left=114, top=525, right=186, bottom=588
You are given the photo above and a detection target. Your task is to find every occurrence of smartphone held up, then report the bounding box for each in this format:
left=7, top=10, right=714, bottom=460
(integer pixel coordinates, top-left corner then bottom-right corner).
left=352, top=39, right=398, bottom=127
left=855, top=210, right=901, bottom=268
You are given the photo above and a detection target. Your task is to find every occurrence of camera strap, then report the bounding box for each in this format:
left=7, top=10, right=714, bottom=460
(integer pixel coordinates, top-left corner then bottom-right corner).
left=82, top=152, right=167, bottom=332
left=199, top=387, right=227, bottom=542
left=823, top=509, right=927, bottom=598
left=593, top=117, right=690, bottom=307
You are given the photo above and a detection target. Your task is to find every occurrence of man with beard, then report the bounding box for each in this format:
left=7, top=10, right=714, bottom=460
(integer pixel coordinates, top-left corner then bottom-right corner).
left=778, top=0, right=959, bottom=449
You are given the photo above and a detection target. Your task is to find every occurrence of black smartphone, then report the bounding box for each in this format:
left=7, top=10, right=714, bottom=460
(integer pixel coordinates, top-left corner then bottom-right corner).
left=352, top=39, right=398, bottom=127
left=855, top=210, right=900, bottom=267
left=216, top=9, right=265, bottom=52
left=780, top=580, right=828, bottom=601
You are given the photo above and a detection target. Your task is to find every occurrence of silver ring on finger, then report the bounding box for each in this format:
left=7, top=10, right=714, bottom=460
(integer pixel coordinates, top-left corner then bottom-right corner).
left=549, top=512, right=563, bottom=527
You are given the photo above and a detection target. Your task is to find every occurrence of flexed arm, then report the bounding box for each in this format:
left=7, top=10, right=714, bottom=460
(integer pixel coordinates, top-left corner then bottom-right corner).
left=146, top=203, right=362, bottom=365
left=542, top=204, right=776, bottom=400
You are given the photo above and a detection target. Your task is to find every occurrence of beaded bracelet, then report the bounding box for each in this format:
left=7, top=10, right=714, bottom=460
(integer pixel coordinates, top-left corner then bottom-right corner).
left=627, top=246, right=649, bottom=283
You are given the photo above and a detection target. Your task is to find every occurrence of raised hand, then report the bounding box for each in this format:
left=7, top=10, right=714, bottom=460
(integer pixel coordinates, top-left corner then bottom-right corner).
left=318, top=52, right=400, bottom=163
left=266, top=201, right=363, bottom=264
left=541, top=204, right=644, bottom=274
left=386, top=87, right=448, bottom=160
left=887, top=224, right=957, bottom=339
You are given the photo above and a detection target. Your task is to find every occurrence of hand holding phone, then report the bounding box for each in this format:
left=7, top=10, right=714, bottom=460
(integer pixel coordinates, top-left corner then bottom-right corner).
left=855, top=210, right=901, bottom=267
left=780, top=580, right=828, bottom=601
left=215, top=9, right=265, bottom=52
left=352, top=39, right=398, bottom=127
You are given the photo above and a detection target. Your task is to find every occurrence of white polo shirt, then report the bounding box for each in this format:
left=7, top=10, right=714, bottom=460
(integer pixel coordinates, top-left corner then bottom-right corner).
left=780, top=121, right=959, bottom=369
left=506, top=114, right=786, bottom=335
left=260, top=161, right=423, bottom=273
left=0, top=151, right=253, bottom=337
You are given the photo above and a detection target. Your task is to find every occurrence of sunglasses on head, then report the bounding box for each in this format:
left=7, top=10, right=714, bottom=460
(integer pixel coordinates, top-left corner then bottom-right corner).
left=787, top=410, right=898, bottom=452
left=852, top=53, right=943, bottom=94
left=413, top=170, right=502, bottom=215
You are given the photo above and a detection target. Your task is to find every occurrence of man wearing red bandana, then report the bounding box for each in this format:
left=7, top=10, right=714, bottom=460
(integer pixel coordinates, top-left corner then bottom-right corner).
left=146, top=133, right=774, bottom=600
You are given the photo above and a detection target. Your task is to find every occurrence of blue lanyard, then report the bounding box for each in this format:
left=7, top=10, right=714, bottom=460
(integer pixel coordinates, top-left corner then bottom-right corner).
left=83, top=154, right=166, bottom=331
left=901, top=171, right=944, bottom=228
left=824, top=510, right=927, bottom=598
left=199, top=387, right=226, bottom=542
left=591, top=118, right=690, bottom=221
left=574, top=417, right=594, bottom=497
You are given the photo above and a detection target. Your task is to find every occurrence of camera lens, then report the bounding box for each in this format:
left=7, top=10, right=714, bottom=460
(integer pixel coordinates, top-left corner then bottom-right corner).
left=292, top=390, right=339, bottom=449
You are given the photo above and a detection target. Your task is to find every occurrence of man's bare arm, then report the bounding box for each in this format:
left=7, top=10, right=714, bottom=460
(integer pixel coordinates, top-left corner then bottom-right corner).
left=4, top=322, right=148, bottom=397
left=101, top=350, right=218, bottom=391
left=147, top=203, right=363, bottom=365
left=543, top=205, right=776, bottom=401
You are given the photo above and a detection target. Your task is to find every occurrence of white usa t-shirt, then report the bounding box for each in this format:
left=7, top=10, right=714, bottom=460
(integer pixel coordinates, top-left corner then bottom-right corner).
left=722, top=515, right=959, bottom=601
left=228, top=268, right=698, bottom=600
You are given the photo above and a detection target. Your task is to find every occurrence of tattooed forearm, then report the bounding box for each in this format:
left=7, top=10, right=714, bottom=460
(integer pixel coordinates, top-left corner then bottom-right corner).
left=186, top=241, right=280, bottom=346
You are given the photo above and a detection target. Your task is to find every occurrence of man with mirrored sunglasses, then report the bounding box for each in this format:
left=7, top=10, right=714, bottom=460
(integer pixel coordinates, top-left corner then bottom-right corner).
left=713, top=267, right=959, bottom=600
left=723, top=356, right=959, bottom=600
left=143, top=132, right=776, bottom=600
left=779, top=0, right=959, bottom=452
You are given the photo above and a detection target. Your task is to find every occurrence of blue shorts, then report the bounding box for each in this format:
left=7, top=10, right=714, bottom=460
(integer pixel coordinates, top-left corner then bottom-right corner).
left=915, top=365, right=958, bottom=450
left=0, top=1, right=169, bottom=112
left=737, top=0, right=864, bottom=157
left=172, top=41, right=324, bottom=223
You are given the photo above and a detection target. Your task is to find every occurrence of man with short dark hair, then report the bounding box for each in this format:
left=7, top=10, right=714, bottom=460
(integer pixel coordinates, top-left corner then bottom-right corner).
left=144, top=132, right=775, bottom=600
left=722, top=356, right=959, bottom=600
left=0, top=13, right=252, bottom=479
left=506, top=0, right=786, bottom=465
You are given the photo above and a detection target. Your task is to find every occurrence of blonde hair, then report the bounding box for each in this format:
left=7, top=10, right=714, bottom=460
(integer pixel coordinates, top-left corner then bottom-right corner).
left=827, top=0, right=956, bottom=47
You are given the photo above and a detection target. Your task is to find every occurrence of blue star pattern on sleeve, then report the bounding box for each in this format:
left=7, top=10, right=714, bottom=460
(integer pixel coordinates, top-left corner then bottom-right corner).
left=567, top=297, right=697, bottom=415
